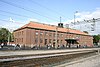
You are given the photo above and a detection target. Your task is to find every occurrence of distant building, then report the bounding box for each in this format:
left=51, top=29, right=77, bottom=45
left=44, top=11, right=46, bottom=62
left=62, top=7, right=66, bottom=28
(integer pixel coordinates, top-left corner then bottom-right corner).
left=13, top=21, right=93, bottom=48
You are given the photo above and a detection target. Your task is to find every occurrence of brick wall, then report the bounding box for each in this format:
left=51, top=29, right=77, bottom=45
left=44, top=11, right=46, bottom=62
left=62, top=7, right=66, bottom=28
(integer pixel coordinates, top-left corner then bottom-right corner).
left=14, top=28, right=93, bottom=48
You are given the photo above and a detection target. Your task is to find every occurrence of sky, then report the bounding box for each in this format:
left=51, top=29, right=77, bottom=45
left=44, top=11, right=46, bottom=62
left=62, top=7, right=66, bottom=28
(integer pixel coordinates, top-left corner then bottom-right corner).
left=0, top=0, right=100, bottom=35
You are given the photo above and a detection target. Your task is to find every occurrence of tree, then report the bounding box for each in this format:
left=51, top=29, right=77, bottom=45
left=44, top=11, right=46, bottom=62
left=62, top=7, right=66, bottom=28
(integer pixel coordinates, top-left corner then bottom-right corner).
left=93, top=34, right=100, bottom=45
left=0, top=28, right=11, bottom=45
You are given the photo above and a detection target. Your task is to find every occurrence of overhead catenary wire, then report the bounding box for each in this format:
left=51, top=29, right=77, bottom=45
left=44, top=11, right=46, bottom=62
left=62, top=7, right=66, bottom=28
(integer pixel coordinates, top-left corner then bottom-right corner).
left=0, top=0, right=59, bottom=22
left=71, top=18, right=100, bottom=25
left=70, top=18, right=100, bottom=31
left=0, top=4, right=43, bottom=22
left=0, top=13, right=10, bottom=17
left=0, top=9, right=32, bottom=19
left=0, top=13, right=28, bottom=25
left=0, top=9, right=42, bottom=21
left=0, top=18, right=24, bottom=24
left=0, top=19, right=24, bottom=31
left=28, top=0, right=67, bottom=21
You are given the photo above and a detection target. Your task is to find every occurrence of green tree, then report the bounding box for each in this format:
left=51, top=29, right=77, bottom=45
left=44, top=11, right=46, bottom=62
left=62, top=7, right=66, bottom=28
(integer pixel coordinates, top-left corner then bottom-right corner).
left=93, top=34, right=100, bottom=45
left=0, top=28, right=11, bottom=45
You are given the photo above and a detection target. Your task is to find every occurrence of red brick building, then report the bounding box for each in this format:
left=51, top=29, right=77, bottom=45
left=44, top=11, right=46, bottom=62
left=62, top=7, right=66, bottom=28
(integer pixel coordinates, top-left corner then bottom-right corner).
left=13, top=21, right=93, bottom=48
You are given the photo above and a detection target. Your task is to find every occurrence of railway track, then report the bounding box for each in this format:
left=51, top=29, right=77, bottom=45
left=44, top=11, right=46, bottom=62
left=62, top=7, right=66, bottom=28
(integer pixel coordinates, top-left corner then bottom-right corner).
left=0, top=48, right=100, bottom=67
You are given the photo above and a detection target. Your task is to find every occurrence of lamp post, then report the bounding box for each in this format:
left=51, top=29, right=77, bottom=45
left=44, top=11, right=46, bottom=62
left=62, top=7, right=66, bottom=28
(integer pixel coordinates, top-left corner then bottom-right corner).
left=7, top=29, right=12, bottom=45
left=74, top=11, right=78, bottom=24
left=55, top=17, right=62, bottom=49
left=66, top=24, right=70, bottom=48
left=7, top=32, right=10, bottom=45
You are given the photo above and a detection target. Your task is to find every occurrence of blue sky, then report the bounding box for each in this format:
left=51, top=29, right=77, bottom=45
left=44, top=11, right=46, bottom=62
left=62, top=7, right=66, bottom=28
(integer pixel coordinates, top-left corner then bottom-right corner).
left=0, top=0, right=100, bottom=34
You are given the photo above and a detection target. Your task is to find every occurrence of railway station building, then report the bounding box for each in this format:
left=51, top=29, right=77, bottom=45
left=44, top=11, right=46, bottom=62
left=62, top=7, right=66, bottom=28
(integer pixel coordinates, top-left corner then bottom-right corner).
left=13, top=21, right=93, bottom=48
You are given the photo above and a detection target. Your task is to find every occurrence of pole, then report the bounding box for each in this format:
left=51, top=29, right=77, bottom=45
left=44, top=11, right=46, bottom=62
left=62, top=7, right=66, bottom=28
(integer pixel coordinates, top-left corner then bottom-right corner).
left=74, top=14, right=75, bottom=24
left=55, top=17, right=61, bottom=49
left=74, top=11, right=78, bottom=25
left=55, top=26, right=58, bottom=49
left=8, top=31, right=10, bottom=45
left=60, top=17, right=61, bottom=23
left=92, top=18, right=95, bottom=31
left=68, top=24, right=70, bottom=48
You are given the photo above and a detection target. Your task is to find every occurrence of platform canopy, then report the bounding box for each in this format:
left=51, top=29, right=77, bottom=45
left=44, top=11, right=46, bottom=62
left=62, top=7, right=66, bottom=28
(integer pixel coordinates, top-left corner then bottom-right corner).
left=65, top=38, right=79, bottom=44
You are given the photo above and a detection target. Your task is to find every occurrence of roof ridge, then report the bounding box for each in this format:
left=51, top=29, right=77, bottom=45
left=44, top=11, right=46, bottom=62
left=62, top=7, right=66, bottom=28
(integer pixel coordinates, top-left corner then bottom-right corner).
left=30, top=21, right=56, bottom=27
left=16, top=21, right=88, bottom=35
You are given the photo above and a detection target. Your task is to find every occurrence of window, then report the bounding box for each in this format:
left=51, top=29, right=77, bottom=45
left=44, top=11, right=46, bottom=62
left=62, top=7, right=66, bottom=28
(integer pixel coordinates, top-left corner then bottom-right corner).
left=18, top=32, right=19, bottom=36
left=45, top=39, right=47, bottom=45
left=53, top=33, right=55, bottom=37
left=45, top=31, right=48, bottom=35
left=53, top=39, right=55, bottom=42
left=22, top=38, right=23, bottom=42
left=22, top=31, right=24, bottom=35
left=49, top=33, right=52, bottom=37
left=76, top=35, right=80, bottom=39
left=36, top=32, right=38, bottom=36
left=19, top=32, right=21, bottom=36
left=40, top=32, right=43, bottom=35
left=40, top=38, right=43, bottom=43
left=57, top=40, right=59, bottom=43
left=35, top=38, right=38, bottom=44
left=61, top=34, right=63, bottom=37
left=49, top=39, right=52, bottom=43
left=61, top=40, right=62, bottom=43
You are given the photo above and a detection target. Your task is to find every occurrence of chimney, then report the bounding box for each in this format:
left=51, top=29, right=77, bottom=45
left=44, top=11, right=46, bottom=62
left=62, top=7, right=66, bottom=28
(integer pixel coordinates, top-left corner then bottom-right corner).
left=58, top=23, right=63, bottom=28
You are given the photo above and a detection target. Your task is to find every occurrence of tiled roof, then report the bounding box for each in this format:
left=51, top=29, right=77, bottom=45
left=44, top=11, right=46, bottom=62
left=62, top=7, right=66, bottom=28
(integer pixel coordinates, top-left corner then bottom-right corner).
left=19, top=21, right=88, bottom=35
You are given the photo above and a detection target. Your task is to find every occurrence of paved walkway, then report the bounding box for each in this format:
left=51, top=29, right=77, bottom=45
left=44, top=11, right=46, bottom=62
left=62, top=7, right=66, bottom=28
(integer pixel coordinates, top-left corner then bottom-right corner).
left=55, top=54, right=100, bottom=67
left=0, top=48, right=100, bottom=56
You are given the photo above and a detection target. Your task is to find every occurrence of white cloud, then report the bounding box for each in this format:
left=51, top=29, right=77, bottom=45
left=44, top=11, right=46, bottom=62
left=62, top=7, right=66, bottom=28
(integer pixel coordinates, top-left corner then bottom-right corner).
left=77, top=9, right=100, bottom=20
left=64, top=8, right=100, bottom=35
left=65, top=8, right=100, bottom=23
